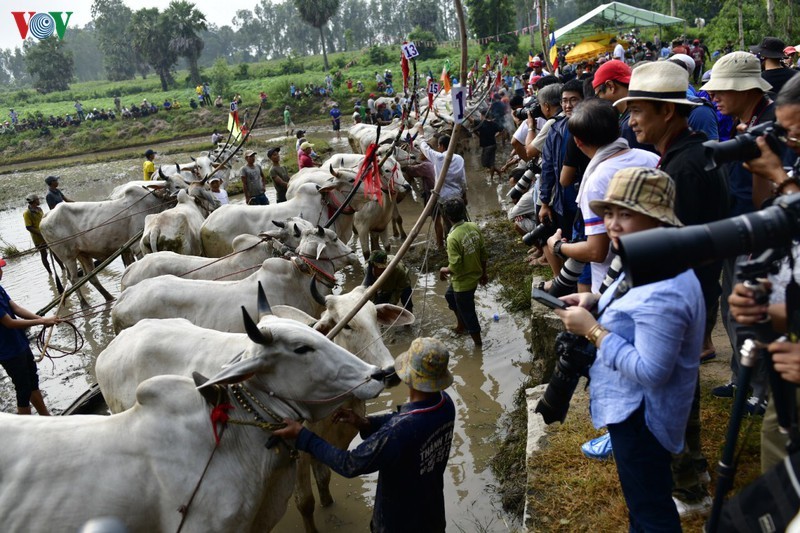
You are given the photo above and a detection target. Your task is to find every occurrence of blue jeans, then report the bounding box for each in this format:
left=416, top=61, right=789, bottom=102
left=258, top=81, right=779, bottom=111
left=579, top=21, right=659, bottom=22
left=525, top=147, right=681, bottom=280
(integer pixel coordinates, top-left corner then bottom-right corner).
left=607, top=403, right=681, bottom=533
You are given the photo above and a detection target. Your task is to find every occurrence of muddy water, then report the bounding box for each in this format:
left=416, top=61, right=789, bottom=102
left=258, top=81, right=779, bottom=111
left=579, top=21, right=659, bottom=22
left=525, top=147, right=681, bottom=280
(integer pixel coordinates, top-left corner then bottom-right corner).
left=0, top=133, right=531, bottom=532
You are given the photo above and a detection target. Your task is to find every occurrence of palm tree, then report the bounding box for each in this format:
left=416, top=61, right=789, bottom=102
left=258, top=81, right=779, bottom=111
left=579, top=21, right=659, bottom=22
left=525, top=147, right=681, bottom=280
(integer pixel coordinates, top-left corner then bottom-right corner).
left=293, top=0, right=341, bottom=71
left=164, top=0, right=207, bottom=85
left=129, top=8, right=177, bottom=91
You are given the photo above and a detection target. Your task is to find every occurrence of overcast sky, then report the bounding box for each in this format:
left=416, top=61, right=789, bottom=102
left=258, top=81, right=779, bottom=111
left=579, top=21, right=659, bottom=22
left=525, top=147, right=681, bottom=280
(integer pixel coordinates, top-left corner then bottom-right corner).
left=1, top=0, right=254, bottom=52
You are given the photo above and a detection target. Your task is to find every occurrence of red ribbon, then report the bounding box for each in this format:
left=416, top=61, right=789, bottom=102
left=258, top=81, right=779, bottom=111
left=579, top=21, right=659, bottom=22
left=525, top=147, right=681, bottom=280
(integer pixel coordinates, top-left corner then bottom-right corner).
left=356, top=143, right=383, bottom=206
left=401, top=43, right=410, bottom=93
left=210, top=403, right=233, bottom=445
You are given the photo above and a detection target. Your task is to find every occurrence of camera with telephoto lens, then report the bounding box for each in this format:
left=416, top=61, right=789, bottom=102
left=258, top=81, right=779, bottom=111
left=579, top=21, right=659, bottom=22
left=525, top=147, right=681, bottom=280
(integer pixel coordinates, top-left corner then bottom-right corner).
left=703, top=121, right=786, bottom=171
left=509, top=159, right=541, bottom=202
left=617, top=193, right=800, bottom=288
left=513, top=103, right=545, bottom=122
left=535, top=331, right=598, bottom=424
left=522, top=219, right=557, bottom=248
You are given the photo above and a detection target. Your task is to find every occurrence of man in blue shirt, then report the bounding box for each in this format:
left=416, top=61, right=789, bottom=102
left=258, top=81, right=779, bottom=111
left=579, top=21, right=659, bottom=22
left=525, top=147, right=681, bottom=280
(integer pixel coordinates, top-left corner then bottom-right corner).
left=275, top=337, right=456, bottom=533
left=0, top=257, right=59, bottom=415
left=329, top=103, right=342, bottom=140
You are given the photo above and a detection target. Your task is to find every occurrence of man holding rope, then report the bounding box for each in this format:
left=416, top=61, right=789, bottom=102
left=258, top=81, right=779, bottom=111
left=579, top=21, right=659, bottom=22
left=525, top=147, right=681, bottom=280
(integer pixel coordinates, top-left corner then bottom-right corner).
left=0, top=257, right=59, bottom=415
left=23, top=194, right=62, bottom=275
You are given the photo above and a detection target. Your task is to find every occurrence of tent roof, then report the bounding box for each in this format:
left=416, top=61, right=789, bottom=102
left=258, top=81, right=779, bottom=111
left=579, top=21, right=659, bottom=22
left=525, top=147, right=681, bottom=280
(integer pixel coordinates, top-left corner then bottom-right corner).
left=553, top=2, right=684, bottom=44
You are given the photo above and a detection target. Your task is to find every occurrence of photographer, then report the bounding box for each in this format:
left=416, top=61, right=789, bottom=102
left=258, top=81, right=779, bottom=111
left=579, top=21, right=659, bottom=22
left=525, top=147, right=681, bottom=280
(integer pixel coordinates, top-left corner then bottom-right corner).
left=545, top=99, right=658, bottom=293
left=728, top=73, right=800, bottom=472
left=524, top=83, right=563, bottom=161
left=555, top=168, right=704, bottom=531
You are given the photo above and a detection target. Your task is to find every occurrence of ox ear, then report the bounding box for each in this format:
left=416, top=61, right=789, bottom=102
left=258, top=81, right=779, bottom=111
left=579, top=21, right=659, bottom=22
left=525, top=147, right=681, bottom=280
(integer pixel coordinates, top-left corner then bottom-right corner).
left=175, top=163, right=180, bottom=174
left=271, top=304, right=316, bottom=326
left=257, top=281, right=272, bottom=319
left=312, top=314, right=336, bottom=336
left=293, top=224, right=302, bottom=239
left=200, top=357, right=270, bottom=388
left=375, top=304, right=415, bottom=327
left=193, top=372, right=230, bottom=405
left=242, top=306, right=274, bottom=345
left=271, top=220, right=286, bottom=229
left=309, top=277, right=327, bottom=306
left=190, top=156, right=196, bottom=162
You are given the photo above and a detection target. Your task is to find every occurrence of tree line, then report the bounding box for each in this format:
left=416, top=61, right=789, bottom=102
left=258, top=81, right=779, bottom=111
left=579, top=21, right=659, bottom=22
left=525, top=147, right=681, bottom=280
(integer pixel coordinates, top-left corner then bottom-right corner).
left=0, top=0, right=791, bottom=94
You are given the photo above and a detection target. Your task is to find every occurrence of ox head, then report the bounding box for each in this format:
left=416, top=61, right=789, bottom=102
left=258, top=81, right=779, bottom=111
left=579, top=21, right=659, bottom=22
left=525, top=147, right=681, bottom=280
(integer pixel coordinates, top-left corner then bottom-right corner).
left=258, top=217, right=315, bottom=253
left=199, top=283, right=385, bottom=421
left=294, top=225, right=357, bottom=268
left=318, top=172, right=371, bottom=211
left=271, top=280, right=414, bottom=388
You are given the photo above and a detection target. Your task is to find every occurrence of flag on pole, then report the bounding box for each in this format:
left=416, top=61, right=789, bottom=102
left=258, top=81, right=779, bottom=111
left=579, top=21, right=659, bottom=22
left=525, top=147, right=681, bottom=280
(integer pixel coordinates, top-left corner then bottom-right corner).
left=227, top=111, right=242, bottom=142
left=528, top=50, right=535, bottom=64
left=549, top=32, right=559, bottom=72
left=441, top=59, right=451, bottom=93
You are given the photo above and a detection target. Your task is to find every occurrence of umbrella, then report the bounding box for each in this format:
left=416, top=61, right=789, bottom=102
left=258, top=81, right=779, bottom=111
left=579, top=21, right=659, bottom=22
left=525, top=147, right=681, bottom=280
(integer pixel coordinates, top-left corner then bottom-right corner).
left=565, top=41, right=607, bottom=64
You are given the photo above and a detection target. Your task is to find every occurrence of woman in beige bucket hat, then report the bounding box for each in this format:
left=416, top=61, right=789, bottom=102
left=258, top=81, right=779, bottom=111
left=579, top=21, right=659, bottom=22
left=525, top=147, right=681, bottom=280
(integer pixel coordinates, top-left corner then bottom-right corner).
left=274, top=337, right=456, bottom=532
left=553, top=167, right=706, bottom=530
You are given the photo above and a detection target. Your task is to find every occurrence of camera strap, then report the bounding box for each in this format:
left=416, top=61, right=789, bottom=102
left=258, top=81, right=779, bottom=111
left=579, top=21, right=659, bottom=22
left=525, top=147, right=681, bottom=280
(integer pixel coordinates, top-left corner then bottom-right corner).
left=787, top=251, right=800, bottom=343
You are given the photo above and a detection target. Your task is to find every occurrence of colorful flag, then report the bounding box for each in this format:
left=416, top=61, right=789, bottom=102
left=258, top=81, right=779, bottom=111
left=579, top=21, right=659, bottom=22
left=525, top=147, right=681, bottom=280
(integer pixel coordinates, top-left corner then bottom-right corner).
left=441, top=60, right=451, bottom=92
left=227, top=111, right=242, bottom=142
left=400, top=43, right=410, bottom=92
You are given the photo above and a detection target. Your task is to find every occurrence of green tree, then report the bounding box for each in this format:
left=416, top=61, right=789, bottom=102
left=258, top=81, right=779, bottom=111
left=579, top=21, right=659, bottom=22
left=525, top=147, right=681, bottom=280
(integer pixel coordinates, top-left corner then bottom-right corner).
left=129, top=8, right=177, bottom=91
left=24, top=37, right=74, bottom=93
left=408, top=27, right=437, bottom=60
left=465, top=0, right=519, bottom=56
left=164, top=1, right=208, bottom=85
left=293, top=0, right=341, bottom=71
left=209, top=58, right=232, bottom=100
left=91, top=0, right=137, bottom=81
left=63, top=26, right=105, bottom=82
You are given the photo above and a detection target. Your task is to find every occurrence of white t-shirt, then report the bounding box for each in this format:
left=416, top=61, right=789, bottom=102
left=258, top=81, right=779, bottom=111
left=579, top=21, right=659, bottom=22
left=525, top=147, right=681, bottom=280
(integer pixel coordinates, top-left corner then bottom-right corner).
left=613, top=44, right=625, bottom=62
left=578, top=148, right=659, bottom=292
left=513, top=122, right=528, bottom=144
left=532, top=117, right=556, bottom=152
left=418, top=140, right=467, bottom=200
left=212, top=189, right=229, bottom=205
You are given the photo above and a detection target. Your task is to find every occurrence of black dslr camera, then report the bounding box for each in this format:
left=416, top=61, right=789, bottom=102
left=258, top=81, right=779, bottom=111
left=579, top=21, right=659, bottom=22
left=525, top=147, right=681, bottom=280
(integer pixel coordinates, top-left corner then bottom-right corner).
left=513, top=103, right=545, bottom=122
left=703, top=121, right=786, bottom=171
left=535, top=331, right=597, bottom=424
left=522, top=219, right=557, bottom=248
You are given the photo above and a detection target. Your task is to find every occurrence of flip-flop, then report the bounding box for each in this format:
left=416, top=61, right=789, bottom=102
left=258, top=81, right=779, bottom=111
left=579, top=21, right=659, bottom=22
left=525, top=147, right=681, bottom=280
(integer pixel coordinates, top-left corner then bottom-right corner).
left=700, top=349, right=716, bottom=363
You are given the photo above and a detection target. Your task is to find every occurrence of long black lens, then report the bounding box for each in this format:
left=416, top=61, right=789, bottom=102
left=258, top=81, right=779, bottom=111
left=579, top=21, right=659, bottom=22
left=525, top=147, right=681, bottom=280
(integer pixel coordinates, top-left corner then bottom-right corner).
left=534, top=365, right=580, bottom=424
left=618, top=204, right=797, bottom=287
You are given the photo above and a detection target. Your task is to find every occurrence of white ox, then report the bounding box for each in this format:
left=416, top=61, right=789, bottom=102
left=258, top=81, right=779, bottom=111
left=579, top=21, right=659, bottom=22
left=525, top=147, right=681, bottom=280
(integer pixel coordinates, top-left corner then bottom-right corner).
left=121, top=217, right=314, bottom=290
left=112, top=226, right=357, bottom=331
left=289, top=155, right=412, bottom=258
left=2, top=312, right=385, bottom=532
left=139, top=189, right=207, bottom=256
left=40, top=177, right=183, bottom=305
left=98, top=283, right=414, bottom=533
left=200, top=176, right=363, bottom=258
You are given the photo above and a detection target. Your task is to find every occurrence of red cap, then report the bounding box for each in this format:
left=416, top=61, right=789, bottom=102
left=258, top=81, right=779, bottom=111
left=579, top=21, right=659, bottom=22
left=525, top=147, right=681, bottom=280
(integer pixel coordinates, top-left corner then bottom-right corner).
left=592, top=60, right=632, bottom=89
left=529, top=75, right=542, bottom=85
left=693, top=39, right=700, bottom=44
left=785, top=46, right=797, bottom=55
left=532, top=57, right=543, bottom=66
left=0, top=258, right=6, bottom=267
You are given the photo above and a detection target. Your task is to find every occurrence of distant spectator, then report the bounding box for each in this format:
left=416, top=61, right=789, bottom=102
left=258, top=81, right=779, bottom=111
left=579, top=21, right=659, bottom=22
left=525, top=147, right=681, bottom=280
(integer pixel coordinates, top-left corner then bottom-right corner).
left=163, top=99, right=172, bottom=111
left=284, top=106, right=295, bottom=136
left=24, top=194, right=61, bottom=274
left=211, top=130, right=223, bottom=145
left=203, top=82, right=212, bottom=106
left=330, top=103, right=342, bottom=140
left=214, top=95, right=223, bottom=108
left=259, top=91, right=268, bottom=105
left=240, top=149, right=269, bottom=205
left=44, top=176, right=71, bottom=210
left=299, top=142, right=317, bottom=169
left=74, top=100, right=85, bottom=121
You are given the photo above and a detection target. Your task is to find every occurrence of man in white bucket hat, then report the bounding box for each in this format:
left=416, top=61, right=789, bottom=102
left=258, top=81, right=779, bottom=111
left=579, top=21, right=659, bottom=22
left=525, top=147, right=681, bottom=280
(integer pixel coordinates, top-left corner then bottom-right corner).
left=275, top=337, right=456, bottom=532
left=611, top=60, right=729, bottom=518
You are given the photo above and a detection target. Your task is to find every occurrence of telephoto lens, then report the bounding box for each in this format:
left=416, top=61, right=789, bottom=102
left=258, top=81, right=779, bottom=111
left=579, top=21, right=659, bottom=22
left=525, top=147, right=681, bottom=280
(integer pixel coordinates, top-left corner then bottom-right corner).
left=535, top=332, right=597, bottom=424
left=548, top=258, right=586, bottom=296
left=522, top=220, right=558, bottom=248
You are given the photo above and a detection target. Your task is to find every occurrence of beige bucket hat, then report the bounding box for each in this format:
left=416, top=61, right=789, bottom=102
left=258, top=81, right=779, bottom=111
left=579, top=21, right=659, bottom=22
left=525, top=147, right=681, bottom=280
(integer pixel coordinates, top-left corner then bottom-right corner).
left=614, top=61, right=699, bottom=107
left=589, top=167, right=683, bottom=227
left=394, top=337, right=453, bottom=392
left=699, top=51, right=772, bottom=93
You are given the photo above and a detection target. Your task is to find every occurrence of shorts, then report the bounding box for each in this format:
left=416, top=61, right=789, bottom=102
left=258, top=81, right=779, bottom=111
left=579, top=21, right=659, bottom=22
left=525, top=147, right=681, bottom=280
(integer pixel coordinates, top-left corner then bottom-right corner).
left=578, top=263, right=592, bottom=285
left=480, top=145, right=497, bottom=169
left=445, top=286, right=480, bottom=334
left=1, top=347, right=40, bottom=408
left=249, top=193, right=269, bottom=205
left=332, top=119, right=341, bottom=131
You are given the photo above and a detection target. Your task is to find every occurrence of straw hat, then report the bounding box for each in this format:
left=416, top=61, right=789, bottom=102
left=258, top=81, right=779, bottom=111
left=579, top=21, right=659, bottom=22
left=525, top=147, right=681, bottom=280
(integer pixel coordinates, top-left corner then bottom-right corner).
left=244, top=150, right=257, bottom=157
left=394, top=337, right=453, bottom=392
left=613, top=61, right=699, bottom=107
left=589, top=167, right=683, bottom=227
left=300, top=141, right=314, bottom=150
left=699, top=51, right=772, bottom=93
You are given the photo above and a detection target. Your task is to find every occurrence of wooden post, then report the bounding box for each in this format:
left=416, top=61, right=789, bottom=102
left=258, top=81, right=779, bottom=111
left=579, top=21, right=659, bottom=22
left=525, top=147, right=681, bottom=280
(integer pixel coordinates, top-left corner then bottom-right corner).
left=325, top=0, right=470, bottom=341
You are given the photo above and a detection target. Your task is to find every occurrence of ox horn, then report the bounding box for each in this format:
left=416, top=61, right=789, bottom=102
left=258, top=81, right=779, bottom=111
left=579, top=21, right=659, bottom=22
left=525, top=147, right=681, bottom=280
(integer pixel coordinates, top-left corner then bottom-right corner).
left=293, top=223, right=302, bottom=239
left=257, top=281, right=272, bottom=319
left=316, top=242, right=325, bottom=260
left=190, top=156, right=196, bottom=162
left=309, top=277, right=327, bottom=306
left=316, top=225, right=325, bottom=237
left=329, top=164, right=340, bottom=178
left=241, top=306, right=274, bottom=346
left=271, top=220, right=286, bottom=228
left=175, top=163, right=181, bottom=174
left=158, top=166, right=165, bottom=179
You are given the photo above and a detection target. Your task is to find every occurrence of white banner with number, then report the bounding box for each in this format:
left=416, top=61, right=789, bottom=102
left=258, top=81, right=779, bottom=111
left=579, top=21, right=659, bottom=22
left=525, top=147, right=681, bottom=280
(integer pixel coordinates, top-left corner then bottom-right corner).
left=451, top=85, right=466, bottom=124
left=401, top=42, right=420, bottom=60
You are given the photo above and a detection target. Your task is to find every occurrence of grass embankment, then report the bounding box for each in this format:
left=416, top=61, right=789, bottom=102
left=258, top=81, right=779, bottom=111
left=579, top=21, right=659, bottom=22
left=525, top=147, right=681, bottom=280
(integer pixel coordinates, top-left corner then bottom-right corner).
left=0, top=45, right=478, bottom=167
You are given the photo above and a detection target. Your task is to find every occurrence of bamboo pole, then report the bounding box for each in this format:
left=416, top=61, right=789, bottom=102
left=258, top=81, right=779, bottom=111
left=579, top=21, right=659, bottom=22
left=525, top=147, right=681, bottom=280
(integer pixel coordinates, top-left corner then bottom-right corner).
left=326, top=0, right=469, bottom=341
left=36, top=229, right=143, bottom=316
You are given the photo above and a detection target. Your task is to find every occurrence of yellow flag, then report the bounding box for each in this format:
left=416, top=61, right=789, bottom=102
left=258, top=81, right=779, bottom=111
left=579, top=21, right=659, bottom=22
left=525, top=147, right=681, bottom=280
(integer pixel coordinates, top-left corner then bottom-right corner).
left=227, top=111, right=242, bottom=142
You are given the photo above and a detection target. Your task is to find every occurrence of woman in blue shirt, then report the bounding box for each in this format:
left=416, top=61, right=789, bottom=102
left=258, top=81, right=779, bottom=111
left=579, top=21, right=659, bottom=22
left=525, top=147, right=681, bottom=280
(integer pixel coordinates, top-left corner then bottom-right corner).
left=555, top=168, right=704, bottom=532
left=0, top=257, right=60, bottom=415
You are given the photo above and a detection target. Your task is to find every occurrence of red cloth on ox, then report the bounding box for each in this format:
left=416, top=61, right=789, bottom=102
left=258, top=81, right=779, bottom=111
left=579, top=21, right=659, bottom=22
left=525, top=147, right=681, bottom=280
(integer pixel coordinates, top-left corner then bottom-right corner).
left=210, top=403, right=233, bottom=445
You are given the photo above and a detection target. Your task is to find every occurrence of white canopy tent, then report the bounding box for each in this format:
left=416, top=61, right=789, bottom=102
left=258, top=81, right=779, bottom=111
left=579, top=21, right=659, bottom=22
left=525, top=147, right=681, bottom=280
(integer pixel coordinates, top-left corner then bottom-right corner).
left=553, top=2, right=684, bottom=44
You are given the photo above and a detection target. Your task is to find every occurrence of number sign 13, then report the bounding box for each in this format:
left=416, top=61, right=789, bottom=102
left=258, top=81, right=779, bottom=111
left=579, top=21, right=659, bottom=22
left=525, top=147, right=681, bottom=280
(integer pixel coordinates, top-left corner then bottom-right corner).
left=402, top=42, right=420, bottom=60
